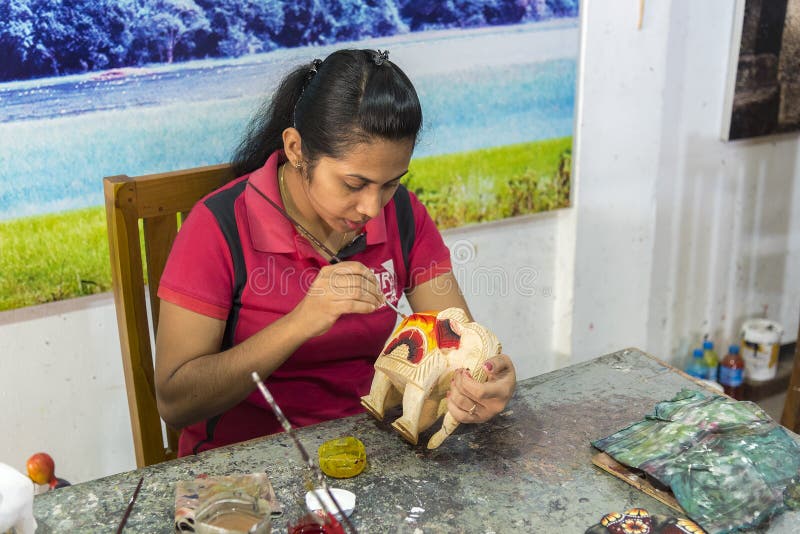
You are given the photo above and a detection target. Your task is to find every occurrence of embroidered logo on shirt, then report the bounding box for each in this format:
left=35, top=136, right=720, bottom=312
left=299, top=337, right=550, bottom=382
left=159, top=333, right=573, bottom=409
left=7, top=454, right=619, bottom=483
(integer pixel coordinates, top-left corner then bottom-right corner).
left=372, top=259, right=400, bottom=306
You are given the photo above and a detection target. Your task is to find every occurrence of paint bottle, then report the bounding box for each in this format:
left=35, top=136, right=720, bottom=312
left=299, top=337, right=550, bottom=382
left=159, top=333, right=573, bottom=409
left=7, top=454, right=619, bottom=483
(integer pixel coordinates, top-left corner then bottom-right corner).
left=702, top=340, right=719, bottom=382
left=719, top=344, right=745, bottom=400
left=685, top=348, right=707, bottom=379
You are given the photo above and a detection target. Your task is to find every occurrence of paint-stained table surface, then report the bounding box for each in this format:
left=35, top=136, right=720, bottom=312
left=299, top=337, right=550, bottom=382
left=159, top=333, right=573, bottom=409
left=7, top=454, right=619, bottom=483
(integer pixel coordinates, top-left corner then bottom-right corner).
left=33, top=348, right=800, bottom=532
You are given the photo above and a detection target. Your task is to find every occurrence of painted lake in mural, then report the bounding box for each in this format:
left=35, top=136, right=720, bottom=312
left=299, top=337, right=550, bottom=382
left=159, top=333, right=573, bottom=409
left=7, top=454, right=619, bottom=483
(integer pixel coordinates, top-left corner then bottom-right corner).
left=0, top=21, right=577, bottom=221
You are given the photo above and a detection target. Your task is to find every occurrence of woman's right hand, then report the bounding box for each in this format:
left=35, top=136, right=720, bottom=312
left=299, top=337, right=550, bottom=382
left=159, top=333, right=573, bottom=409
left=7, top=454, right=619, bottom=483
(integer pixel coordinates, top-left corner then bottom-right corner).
left=291, top=261, right=383, bottom=337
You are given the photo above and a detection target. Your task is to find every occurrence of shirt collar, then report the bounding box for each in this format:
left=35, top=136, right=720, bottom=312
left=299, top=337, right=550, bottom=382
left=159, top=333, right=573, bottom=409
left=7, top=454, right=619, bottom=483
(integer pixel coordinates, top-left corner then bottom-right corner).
left=244, top=150, right=296, bottom=254
left=244, top=150, right=388, bottom=256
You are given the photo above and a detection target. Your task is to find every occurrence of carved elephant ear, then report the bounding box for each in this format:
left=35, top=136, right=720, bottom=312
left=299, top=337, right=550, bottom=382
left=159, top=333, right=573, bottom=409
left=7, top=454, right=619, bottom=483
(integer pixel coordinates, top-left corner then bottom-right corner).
left=433, top=308, right=469, bottom=350
left=434, top=318, right=461, bottom=350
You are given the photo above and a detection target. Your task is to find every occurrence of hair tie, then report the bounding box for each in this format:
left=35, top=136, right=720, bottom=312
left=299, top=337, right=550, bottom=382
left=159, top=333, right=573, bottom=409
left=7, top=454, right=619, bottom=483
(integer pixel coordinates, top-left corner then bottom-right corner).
left=373, top=50, right=389, bottom=66
left=305, top=58, right=322, bottom=84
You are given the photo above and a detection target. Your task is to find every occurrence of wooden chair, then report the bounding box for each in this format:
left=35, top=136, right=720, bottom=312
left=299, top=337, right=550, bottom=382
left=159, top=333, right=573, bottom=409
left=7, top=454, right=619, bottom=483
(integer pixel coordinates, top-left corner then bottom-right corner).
left=780, top=314, right=800, bottom=433
left=104, top=164, right=235, bottom=467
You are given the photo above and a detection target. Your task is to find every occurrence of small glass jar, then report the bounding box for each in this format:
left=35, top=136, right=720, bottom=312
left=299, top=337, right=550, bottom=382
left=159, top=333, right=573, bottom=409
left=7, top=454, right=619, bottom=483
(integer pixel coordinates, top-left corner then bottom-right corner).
left=287, top=510, right=345, bottom=534
left=194, top=492, right=271, bottom=534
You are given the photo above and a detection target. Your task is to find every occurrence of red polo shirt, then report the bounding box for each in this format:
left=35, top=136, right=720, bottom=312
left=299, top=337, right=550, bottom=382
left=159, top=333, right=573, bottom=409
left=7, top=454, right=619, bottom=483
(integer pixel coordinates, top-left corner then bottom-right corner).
left=158, top=150, right=452, bottom=456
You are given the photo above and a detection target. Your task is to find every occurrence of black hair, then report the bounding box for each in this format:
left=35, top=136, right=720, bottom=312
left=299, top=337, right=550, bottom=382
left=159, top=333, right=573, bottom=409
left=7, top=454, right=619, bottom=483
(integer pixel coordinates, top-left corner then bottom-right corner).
left=231, top=49, right=422, bottom=177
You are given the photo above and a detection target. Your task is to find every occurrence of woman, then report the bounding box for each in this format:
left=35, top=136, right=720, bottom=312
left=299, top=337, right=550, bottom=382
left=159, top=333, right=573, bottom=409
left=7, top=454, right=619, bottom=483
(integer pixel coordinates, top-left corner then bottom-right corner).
left=155, top=49, right=516, bottom=456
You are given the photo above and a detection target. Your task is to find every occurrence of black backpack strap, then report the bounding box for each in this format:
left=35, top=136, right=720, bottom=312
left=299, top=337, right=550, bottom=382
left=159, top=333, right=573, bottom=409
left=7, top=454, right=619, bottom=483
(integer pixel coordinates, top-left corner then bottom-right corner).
left=192, top=180, right=247, bottom=455
left=393, top=184, right=415, bottom=273
left=203, top=180, right=248, bottom=352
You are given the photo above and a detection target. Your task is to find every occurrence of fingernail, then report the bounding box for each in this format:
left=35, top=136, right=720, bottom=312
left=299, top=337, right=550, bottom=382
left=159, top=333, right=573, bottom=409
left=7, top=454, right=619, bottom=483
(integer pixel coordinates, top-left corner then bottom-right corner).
left=484, top=361, right=494, bottom=372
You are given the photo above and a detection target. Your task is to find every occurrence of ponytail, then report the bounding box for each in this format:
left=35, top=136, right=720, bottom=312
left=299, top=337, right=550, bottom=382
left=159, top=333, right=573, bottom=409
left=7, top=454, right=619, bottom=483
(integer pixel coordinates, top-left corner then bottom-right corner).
left=231, top=66, right=307, bottom=176
left=231, top=49, right=422, bottom=178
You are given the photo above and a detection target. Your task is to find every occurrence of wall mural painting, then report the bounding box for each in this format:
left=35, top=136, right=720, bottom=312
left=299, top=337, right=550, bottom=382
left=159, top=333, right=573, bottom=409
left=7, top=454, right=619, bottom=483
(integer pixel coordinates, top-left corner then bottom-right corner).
left=0, top=0, right=580, bottom=311
left=723, top=0, right=800, bottom=140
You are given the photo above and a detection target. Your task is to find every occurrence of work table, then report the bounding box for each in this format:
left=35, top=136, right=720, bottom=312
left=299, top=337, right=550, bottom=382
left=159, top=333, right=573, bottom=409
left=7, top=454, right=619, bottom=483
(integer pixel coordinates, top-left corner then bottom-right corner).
left=33, top=348, right=800, bottom=532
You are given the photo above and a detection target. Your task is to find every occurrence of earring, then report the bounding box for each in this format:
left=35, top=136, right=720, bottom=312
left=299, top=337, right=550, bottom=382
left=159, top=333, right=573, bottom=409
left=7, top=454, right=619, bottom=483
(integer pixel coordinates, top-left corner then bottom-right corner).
left=294, top=161, right=302, bottom=170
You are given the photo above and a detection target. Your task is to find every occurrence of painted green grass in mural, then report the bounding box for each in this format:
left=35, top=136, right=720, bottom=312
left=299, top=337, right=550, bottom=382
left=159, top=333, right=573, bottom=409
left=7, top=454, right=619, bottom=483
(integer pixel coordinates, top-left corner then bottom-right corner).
left=405, top=137, right=572, bottom=229
left=0, top=137, right=571, bottom=311
left=0, top=206, right=110, bottom=310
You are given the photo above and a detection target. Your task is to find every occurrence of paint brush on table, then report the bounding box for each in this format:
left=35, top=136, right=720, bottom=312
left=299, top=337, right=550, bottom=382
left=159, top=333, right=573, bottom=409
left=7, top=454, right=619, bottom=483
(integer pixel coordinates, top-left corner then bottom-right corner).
left=251, top=372, right=358, bottom=534
left=115, top=475, right=143, bottom=534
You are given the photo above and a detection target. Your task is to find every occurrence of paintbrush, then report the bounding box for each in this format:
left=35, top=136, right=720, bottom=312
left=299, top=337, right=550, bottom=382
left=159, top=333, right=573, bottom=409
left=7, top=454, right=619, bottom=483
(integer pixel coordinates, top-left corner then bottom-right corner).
left=382, top=297, right=408, bottom=319
left=115, top=475, right=143, bottom=534
left=251, top=372, right=358, bottom=534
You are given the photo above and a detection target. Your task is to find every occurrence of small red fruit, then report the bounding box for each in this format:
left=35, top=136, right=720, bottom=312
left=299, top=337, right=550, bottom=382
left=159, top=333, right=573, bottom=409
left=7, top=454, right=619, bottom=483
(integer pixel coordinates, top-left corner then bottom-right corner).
left=26, top=452, right=56, bottom=487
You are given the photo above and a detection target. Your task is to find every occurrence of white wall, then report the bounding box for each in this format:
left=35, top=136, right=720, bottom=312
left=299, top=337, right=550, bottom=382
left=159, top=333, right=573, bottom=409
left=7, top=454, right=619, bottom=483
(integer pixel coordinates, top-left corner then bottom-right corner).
left=0, top=294, right=135, bottom=483
left=3, top=0, right=800, bottom=483
left=570, top=0, right=800, bottom=366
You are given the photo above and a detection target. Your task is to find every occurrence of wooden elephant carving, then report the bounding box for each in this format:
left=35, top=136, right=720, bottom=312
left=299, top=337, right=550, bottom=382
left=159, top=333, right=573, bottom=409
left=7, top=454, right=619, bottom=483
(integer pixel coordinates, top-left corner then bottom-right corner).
left=360, top=308, right=502, bottom=449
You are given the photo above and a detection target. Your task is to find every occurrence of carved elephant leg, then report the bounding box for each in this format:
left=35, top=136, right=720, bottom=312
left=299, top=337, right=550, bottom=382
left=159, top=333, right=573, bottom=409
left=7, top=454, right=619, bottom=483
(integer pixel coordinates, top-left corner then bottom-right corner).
left=391, top=383, right=428, bottom=445
left=426, top=410, right=460, bottom=449
left=360, top=369, right=400, bottom=420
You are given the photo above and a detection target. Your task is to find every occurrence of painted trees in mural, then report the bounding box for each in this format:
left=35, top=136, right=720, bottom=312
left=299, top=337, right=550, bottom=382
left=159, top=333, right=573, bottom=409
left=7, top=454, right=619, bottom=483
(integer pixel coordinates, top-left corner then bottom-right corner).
left=0, top=0, right=579, bottom=310
left=0, top=0, right=578, bottom=80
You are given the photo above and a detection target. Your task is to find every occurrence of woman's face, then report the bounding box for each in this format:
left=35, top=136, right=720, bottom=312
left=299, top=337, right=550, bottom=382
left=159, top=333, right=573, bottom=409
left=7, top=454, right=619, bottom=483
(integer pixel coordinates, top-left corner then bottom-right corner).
left=304, top=138, right=414, bottom=234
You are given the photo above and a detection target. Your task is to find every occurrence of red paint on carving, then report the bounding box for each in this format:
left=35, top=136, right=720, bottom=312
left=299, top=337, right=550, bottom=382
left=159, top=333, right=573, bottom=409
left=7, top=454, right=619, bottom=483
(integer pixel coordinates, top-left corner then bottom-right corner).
left=435, top=318, right=461, bottom=349
left=384, top=329, right=426, bottom=363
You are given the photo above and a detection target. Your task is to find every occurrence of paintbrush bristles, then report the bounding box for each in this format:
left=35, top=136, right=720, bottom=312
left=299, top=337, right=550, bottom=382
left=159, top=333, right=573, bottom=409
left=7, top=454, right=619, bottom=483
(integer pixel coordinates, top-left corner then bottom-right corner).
left=383, top=298, right=407, bottom=318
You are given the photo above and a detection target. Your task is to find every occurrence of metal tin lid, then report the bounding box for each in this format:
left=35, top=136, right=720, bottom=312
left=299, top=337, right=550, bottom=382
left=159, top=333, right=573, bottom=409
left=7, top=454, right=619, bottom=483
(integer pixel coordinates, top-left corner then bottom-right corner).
left=740, top=319, right=783, bottom=344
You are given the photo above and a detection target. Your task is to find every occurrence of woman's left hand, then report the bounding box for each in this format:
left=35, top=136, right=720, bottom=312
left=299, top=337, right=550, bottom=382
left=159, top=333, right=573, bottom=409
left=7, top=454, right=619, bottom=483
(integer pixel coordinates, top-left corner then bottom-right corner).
left=447, top=353, right=517, bottom=423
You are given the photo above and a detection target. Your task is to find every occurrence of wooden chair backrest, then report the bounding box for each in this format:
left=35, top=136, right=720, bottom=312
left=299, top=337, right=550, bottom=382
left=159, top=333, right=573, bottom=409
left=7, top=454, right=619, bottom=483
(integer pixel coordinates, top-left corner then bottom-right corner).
left=104, top=164, right=235, bottom=467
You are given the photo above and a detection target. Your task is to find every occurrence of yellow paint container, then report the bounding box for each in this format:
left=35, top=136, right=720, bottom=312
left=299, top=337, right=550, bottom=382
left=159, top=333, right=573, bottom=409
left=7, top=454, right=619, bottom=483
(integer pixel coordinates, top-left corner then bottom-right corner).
left=318, top=436, right=367, bottom=479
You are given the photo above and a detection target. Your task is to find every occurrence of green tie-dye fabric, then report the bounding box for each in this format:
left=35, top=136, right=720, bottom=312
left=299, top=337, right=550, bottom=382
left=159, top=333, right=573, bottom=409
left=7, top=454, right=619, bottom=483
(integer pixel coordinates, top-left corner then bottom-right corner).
left=592, top=389, right=800, bottom=533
